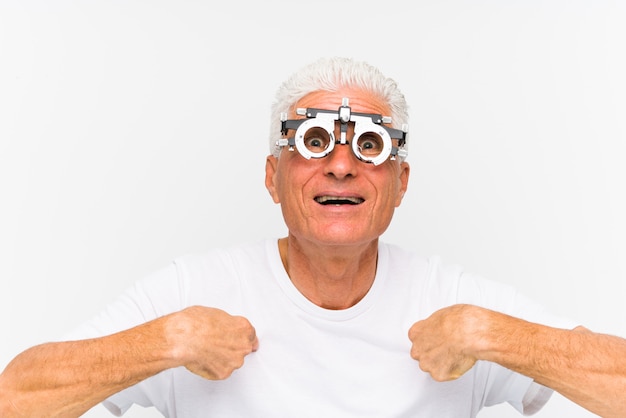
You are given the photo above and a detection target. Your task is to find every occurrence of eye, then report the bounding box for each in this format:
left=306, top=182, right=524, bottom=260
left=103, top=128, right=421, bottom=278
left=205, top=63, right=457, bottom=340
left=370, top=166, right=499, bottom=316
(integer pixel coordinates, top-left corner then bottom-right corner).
left=356, top=133, right=384, bottom=156
left=307, top=137, right=324, bottom=148
left=303, top=128, right=331, bottom=152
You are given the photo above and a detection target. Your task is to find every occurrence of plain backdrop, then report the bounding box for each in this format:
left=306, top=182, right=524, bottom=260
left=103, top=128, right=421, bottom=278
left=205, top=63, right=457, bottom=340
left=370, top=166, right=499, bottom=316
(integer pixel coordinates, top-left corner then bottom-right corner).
left=1, top=1, right=625, bottom=417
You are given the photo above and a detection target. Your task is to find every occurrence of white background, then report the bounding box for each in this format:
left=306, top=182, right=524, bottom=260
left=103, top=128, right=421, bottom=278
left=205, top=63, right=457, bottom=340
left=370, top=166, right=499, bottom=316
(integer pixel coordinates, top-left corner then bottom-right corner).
left=1, top=1, right=625, bottom=417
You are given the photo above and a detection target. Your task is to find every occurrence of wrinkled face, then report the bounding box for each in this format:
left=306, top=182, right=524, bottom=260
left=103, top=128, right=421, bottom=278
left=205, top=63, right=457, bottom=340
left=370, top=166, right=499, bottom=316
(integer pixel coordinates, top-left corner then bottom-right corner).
left=265, top=88, right=410, bottom=247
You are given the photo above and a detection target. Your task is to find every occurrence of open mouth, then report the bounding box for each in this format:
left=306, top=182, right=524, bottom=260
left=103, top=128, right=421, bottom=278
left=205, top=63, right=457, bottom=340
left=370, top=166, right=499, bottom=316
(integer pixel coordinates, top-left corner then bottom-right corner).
left=314, top=195, right=365, bottom=205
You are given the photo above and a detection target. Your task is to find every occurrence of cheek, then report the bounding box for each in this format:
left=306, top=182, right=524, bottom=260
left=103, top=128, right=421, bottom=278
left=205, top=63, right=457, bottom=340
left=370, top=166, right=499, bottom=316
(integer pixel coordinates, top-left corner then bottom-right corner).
left=393, top=181, right=405, bottom=207
left=379, top=171, right=403, bottom=203
left=274, top=161, right=310, bottom=207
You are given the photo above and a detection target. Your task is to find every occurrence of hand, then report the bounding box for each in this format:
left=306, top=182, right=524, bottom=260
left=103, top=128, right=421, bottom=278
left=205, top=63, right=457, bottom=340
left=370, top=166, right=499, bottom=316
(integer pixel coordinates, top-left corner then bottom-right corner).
left=408, top=304, right=487, bottom=381
left=168, top=306, right=259, bottom=380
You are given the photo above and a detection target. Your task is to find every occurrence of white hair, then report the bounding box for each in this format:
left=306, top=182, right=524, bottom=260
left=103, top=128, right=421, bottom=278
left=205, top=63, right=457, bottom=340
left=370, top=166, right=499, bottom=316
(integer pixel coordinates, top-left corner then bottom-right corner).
left=268, top=57, right=410, bottom=160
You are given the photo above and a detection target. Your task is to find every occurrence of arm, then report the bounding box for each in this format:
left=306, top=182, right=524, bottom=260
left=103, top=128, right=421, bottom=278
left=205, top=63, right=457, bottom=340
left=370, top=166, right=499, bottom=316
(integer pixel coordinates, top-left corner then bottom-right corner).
left=0, top=306, right=258, bottom=418
left=408, top=304, right=626, bottom=417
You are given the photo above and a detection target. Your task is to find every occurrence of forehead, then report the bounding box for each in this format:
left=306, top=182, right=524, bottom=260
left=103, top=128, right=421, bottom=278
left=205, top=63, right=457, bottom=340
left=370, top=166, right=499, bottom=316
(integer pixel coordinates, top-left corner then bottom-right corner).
left=293, top=88, right=391, bottom=117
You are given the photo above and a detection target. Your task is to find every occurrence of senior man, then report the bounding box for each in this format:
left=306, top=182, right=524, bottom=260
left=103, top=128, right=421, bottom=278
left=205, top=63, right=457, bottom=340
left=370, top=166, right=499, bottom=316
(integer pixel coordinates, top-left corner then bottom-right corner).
left=1, top=56, right=625, bottom=417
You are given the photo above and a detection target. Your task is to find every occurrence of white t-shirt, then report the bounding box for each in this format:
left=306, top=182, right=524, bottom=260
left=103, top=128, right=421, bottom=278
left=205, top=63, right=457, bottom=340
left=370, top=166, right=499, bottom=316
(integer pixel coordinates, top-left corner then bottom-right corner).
left=67, top=239, right=577, bottom=417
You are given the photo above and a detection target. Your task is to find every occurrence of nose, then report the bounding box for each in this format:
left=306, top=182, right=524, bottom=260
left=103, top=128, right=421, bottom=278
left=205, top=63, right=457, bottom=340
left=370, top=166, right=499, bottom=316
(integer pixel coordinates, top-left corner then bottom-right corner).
left=323, top=141, right=359, bottom=179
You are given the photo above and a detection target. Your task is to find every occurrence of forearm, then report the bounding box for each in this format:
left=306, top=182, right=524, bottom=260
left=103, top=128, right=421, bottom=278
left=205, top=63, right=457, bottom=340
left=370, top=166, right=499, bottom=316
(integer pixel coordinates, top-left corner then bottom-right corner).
left=0, top=305, right=258, bottom=417
left=0, top=315, right=179, bottom=417
left=478, top=310, right=626, bottom=417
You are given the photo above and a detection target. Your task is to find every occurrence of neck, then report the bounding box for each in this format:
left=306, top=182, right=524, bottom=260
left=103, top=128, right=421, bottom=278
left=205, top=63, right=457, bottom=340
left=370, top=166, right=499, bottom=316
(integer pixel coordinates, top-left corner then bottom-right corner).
left=278, top=236, right=378, bottom=310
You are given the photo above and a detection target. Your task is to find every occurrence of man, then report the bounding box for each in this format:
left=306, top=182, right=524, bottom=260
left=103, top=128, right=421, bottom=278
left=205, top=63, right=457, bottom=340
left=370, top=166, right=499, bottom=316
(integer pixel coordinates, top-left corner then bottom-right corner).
left=0, top=57, right=624, bottom=417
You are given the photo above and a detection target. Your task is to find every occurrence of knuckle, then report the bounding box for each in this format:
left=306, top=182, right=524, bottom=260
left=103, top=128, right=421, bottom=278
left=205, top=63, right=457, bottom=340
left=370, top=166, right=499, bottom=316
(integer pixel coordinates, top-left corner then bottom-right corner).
left=418, top=361, right=430, bottom=375
left=215, top=369, right=233, bottom=380
left=233, top=356, right=245, bottom=370
left=431, top=371, right=447, bottom=382
left=232, top=315, right=250, bottom=326
left=410, top=347, right=420, bottom=360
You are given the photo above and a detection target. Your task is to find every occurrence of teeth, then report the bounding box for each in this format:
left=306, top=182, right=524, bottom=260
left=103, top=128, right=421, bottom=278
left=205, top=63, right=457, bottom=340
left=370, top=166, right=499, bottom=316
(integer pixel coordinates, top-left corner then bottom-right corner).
left=315, top=196, right=364, bottom=205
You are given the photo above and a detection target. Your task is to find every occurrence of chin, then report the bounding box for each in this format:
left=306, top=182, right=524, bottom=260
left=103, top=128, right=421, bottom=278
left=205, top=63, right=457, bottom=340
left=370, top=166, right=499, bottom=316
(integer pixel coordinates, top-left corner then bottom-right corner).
left=311, top=230, right=378, bottom=247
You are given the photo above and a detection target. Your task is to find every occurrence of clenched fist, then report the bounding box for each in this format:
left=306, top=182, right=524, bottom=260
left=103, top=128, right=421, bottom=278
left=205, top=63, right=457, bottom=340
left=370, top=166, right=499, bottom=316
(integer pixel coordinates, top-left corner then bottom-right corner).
left=408, top=304, right=490, bottom=382
left=166, top=306, right=259, bottom=380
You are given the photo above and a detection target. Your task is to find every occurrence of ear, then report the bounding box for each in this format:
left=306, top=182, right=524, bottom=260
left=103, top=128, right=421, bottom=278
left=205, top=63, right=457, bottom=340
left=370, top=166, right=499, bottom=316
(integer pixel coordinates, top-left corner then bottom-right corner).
left=265, top=155, right=281, bottom=204
left=395, top=161, right=410, bottom=207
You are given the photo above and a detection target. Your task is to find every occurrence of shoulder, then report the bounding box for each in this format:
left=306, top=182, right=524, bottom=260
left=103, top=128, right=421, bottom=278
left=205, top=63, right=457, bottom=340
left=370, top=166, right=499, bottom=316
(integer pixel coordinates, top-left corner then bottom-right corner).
left=171, top=239, right=272, bottom=278
left=379, top=243, right=543, bottom=318
left=167, top=239, right=279, bottom=308
left=379, top=242, right=465, bottom=311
